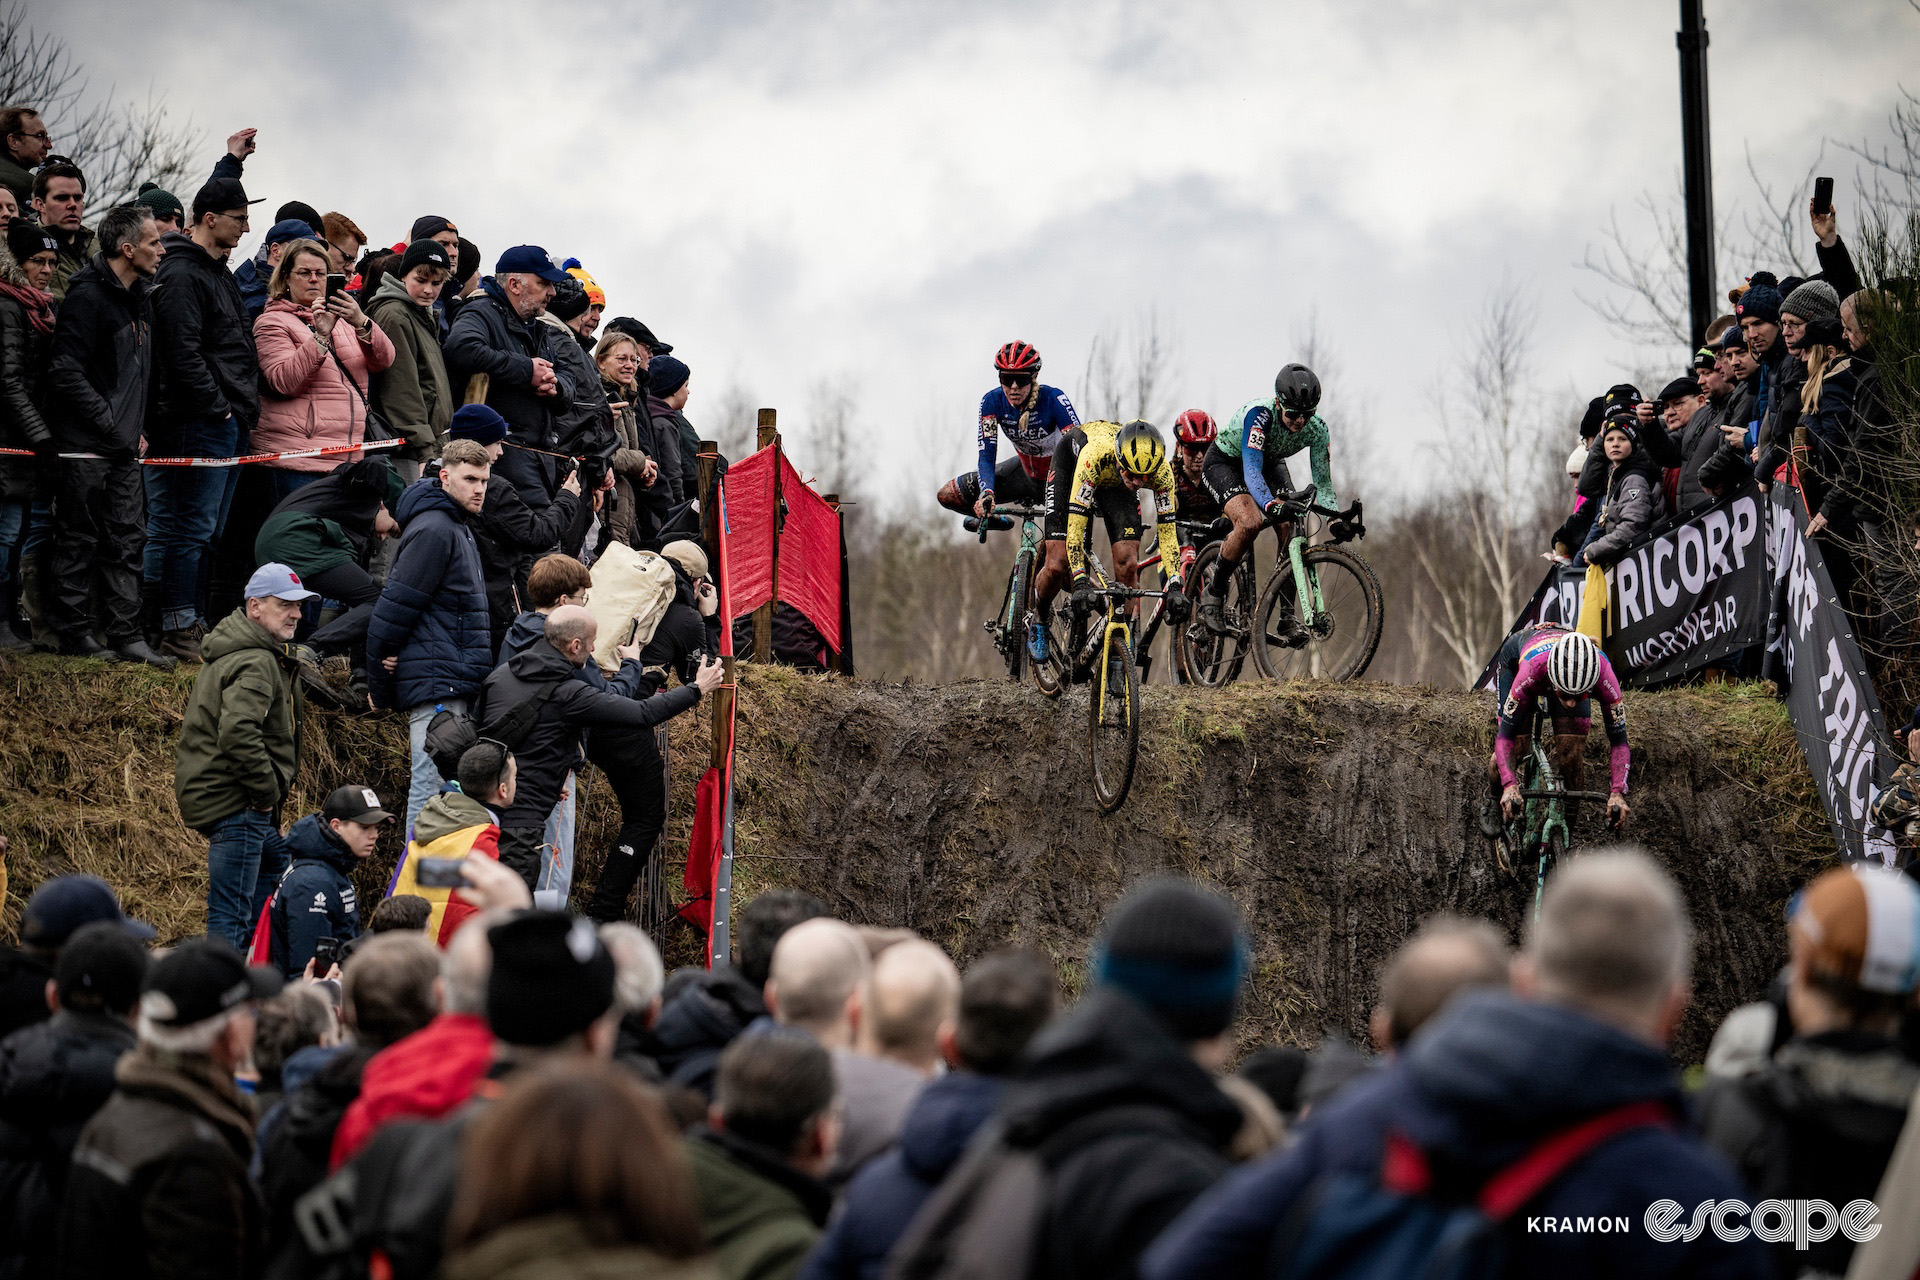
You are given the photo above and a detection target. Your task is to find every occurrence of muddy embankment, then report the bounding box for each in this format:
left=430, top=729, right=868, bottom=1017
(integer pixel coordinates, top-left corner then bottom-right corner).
left=0, top=657, right=1832, bottom=1063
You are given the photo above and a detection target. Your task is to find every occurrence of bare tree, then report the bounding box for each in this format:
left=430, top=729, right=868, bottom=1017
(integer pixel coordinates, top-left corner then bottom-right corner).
left=704, top=381, right=761, bottom=462
left=1078, top=306, right=1179, bottom=423
left=801, top=375, right=861, bottom=502
left=0, top=3, right=200, bottom=215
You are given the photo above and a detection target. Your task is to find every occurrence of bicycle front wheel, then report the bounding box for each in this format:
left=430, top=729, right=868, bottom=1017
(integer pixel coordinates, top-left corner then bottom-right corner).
left=1174, top=542, right=1256, bottom=687
left=1088, top=626, right=1141, bottom=812
left=1003, top=551, right=1032, bottom=683
left=1251, top=546, right=1384, bottom=681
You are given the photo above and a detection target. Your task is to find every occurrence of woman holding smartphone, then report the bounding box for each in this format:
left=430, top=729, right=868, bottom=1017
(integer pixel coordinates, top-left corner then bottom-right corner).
left=253, top=238, right=397, bottom=504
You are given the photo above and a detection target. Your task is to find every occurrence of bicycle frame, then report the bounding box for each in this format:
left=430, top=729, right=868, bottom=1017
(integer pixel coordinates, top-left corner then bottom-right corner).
left=1509, top=708, right=1610, bottom=918
left=998, top=509, right=1046, bottom=637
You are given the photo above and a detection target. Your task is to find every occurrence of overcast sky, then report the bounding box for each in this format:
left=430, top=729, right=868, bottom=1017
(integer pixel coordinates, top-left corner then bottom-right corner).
left=40, top=0, right=1920, bottom=507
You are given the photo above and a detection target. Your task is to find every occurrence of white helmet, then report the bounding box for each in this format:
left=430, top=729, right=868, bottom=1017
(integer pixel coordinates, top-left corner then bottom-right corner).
left=1547, top=632, right=1602, bottom=697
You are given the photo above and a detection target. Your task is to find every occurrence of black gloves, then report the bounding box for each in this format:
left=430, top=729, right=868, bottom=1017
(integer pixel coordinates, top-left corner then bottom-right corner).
left=1164, top=581, right=1190, bottom=622
left=1070, top=578, right=1099, bottom=618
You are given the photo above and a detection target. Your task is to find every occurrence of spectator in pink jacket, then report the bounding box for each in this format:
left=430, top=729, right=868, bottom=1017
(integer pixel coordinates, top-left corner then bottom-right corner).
left=251, top=238, right=396, bottom=505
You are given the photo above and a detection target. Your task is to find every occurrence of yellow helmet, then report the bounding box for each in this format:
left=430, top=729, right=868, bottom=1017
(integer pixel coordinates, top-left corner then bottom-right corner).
left=1114, top=420, right=1166, bottom=477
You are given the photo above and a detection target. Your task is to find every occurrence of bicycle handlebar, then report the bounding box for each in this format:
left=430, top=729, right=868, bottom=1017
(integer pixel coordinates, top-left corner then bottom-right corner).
left=1518, top=789, right=1613, bottom=803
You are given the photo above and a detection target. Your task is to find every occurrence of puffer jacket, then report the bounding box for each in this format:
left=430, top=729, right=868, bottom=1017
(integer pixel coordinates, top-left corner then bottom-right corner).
left=0, top=246, right=55, bottom=501
left=0, top=1009, right=136, bottom=1280
left=264, top=812, right=363, bottom=978
left=367, top=274, right=453, bottom=460
left=45, top=253, right=151, bottom=459
left=253, top=297, right=397, bottom=472
left=1580, top=446, right=1661, bottom=566
left=174, top=607, right=303, bottom=829
left=149, top=229, right=258, bottom=451
left=473, top=472, right=586, bottom=645
left=365, top=477, right=492, bottom=710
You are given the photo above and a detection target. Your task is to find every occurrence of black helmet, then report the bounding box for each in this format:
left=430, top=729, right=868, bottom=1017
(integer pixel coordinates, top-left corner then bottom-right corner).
left=1274, top=364, right=1322, bottom=414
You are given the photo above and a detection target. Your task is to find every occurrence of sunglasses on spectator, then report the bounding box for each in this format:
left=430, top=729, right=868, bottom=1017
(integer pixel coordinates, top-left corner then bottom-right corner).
left=999, top=373, right=1035, bottom=387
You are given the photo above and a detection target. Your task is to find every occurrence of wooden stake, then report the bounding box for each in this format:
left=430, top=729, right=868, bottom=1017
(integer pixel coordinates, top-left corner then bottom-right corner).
left=753, top=409, right=780, bottom=663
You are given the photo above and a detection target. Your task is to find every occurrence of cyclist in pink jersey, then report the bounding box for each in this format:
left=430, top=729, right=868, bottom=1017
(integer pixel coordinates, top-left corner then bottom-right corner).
left=1483, top=625, right=1630, bottom=834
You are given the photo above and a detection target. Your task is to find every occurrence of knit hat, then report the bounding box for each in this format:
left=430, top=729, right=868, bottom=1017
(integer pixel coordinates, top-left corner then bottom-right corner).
left=1091, top=877, right=1249, bottom=1039
left=1792, top=865, right=1920, bottom=995
left=547, top=275, right=591, bottom=322
left=397, top=238, right=453, bottom=278
left=1717, top=323, right=1749, bottom=353
left=1600, top=407, right=1638, bottom=445
left=1735, top=272, right=1783, bottom=326
left=409, top=214, right=456, bottom=241
left=6, top=218, right=55, bottom=265
left=275, top=201, right=324, bottom=232
left=486, top=911, right=616, bottom=1046
left=646, top=355, right=690, bottom=399
left=449, top=403, right=508, bottom=446
left=133, top=182, right=184, bottom=225
left=1577, top=395, right=1607, bottom=441
left=661, top=539, right=709, bottom=580
left=562, top=260, right=605, bottom=307
left=1782, top=279, right=1841, bottom=327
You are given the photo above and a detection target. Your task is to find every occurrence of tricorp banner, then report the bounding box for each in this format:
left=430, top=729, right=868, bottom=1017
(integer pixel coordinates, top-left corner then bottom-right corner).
left=1764, top=487, right=1898, bottom=865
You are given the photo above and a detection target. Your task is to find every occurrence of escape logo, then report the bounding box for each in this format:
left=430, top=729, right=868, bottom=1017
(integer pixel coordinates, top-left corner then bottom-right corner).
left=1642, top=1200, right=1880, bottom=1248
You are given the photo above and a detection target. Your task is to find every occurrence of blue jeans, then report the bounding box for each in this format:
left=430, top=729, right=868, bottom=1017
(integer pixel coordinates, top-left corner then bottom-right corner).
left=267, top=468, right=320, bottom=507
left=205, top=809, right=286, bottom=950
left=0, top=498, right=25, bottom=592
left=145, top=416, right=242, bottom=632
left=407, top=698, right=466, bottom=836
left=536, top=772, right=577, bottom=908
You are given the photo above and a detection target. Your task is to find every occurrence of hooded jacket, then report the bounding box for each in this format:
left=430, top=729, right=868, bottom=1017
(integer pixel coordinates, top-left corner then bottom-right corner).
left=650, top=965, right=769, bottom=1098
left=174, top=607, right=303, bottom=829
left=255, top=455, right=401, bottom=577
left=367, top=274, right=453, bottom=460
left=328, top=1012, right=494, bottom=1170
left=998, top=986, right=1242, bottom=1280
left=264, top=812, right=363, bottom=977
left=0, top=1008, right=136, bottom=1280
left=150, top=229, right=258, bottom=448
left=686, top=1127, right=832, bottom=1280
left=386, top=788, right=501, bottom=945
left=798, top=1071, right=1005, bottom=1280
left=253, top=296, right=398, bottom=472
left=502, top=609, right=647, bottom=698
left=45, top=253, right=152, bottom=458
left=479, top=639, right=700, bottom=839
left=1140, top=988, right=1768, bottom=1280
left=474, top=473, right=586, bottom=643
left=366, top=477, right=493, bottom=710
left=1580, top=443, right=1661, bottom=566
left=59, top=1046, right=266, bottom=1280
left=0, top=245, right=54, bottom=501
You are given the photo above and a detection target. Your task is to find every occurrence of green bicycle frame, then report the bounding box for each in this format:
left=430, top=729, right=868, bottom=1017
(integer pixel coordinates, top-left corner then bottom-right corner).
left=1522, top=736, right=1572, bottom=919
left=1004, top=514, right=1045, bottom=633
left=1286, top=533, right=1328, bottom=624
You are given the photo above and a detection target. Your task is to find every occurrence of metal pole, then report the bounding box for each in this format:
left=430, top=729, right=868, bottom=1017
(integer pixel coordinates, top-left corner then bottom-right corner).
left=1678, top=0, right=1715, bottom=351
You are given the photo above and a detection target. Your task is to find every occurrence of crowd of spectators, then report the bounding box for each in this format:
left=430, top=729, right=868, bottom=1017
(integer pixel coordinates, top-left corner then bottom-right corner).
left=3, top=846, right=1918, bottom=1279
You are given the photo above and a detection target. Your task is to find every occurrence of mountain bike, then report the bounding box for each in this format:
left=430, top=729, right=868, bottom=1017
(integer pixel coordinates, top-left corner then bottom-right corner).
left=1031, top=555, right=1160, bottom=811
left=965, top=503, right=1048, bottom=684
left=1495, top=707, right=1611, bottom=919
left=1250, top=489, right=1383, bottom=682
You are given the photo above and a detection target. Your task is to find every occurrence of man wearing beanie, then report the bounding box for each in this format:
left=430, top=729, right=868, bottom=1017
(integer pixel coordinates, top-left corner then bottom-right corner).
left=368, top=239, right=457, bottom=468
left=646, top=354, right=702, bottom=506
left=1700, top=865, right=1920, bottom=1279
left=133, top=182, right=185, bottom=233
left=977, top=878, right=1245, bottom=1280
left=298, top=910, right=620, bottom=1280
left=1735, top=271, right=1796, bottom=476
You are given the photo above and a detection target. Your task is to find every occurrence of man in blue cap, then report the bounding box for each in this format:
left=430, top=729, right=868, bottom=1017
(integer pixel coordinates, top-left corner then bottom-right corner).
left=174, top=562, right=318, bottom=948
left=0, top=874, right=153, bottom=1039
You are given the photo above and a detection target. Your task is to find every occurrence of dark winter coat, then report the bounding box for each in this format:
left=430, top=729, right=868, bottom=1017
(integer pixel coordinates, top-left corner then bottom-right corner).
left=638, top=563, right=722, bottom=696
left=0, top=254, right=55, bottom=501
left=233, top=249, right=270, bottom=322
left=650, top=964, right=769, bottom=1098
left=1140, top=988, right=1769, bottom=1280
left=258, top=1044, right=372, bottom=1258
left=367, top=275, right=453, bottom=460
left=0, top=1009, right=135, bottom=1280
left=536, top=312, right=615, bottom=465
left=687, top=1127, right=832, bottom=1280
left=798, top=1072, right=1004, bottom=1280
left=477, top=638, right=700, bottom=833
left=1797, top=357, right=1857, bottom=515
left=255, top=456, right=400, bottom=576
left=501, top=610, right=646, bottom=698
left=998, top=986, right=1243, bottom=1280
left=0, top=947, right=53, bottom=1041
left=59, top=1046, right=266, bottom=1280
left=149, top=230, right=258, bottom=450
left=645, top=395, right=688, bottom=504
left=174, top=608, right=303, bottom=829
left=1824, top=345, right=1896, bottom=526
left=1698, top=1030, right=1920, bottom=1280
left=442, top=280, right=574, bottom=467
left=264, top=813, right=364, bottom=978
left=1672, top=400, right=1742, bottom=516
left=366, top=478, right=493, bottom=711
left=474, top=473, right=586, bottom=642
left=44, top=253, right=153, bottom=459
left=1580, top=445, right=1661, bottom=566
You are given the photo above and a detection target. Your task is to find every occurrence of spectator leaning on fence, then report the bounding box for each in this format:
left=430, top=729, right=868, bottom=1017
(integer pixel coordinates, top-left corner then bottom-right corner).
left=175, top=563, right=317, bottom=949
left=147, top=174, right=265, bottom=663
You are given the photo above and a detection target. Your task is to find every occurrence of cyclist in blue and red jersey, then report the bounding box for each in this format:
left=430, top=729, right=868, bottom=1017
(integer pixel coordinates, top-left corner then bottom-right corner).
left=1482, top=625, right=1631, bottom=836
left=937, top=340, right=1081, bottom=519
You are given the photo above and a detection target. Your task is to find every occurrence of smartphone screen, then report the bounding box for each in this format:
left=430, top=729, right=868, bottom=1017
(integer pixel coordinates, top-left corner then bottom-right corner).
left=1812, top=176, right=1834, bottom=216
left=414, top=857, right=468, bottom=889
left=325, top=273, right=347, bottom=300
left=312, top=936, right=340, bottom=970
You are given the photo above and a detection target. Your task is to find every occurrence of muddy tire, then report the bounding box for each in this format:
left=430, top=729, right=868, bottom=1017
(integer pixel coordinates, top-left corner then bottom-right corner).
left=1175, top=542, right=1255, bottom=687
left=1088, top=628, right=1140, bottom=811
left=1003, top=552, right=1032, bottom=683
left=1251, top=545, right=1384, bottom=682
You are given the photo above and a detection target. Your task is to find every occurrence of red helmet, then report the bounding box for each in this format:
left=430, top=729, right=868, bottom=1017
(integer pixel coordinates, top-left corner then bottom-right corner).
left=994, top=341, right=1042, bottom=374
left=1173, top=409, right=1216, bottom=445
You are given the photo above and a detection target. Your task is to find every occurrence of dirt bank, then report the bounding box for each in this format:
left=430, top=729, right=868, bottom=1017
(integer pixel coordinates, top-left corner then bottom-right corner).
left=0, top=656, right=1831, bottom=1062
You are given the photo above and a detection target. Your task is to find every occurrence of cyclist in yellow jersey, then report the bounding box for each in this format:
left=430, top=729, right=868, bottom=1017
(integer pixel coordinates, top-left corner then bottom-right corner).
left=1027, top=419, right=1189, bottom=662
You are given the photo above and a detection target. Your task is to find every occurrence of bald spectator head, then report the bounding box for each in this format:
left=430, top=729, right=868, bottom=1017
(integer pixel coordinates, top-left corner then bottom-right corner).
left=441, top=909, right=510, bottom=1016
left=544, top=605, right=597, bottom=668
left=1368, top=916, right=1512, bottom=1052
left=765, top=918, right=870, bottom=1049
left=1515, top=847, right=1693, bottom=1047
left=856, top=938, right=961, bottom=1075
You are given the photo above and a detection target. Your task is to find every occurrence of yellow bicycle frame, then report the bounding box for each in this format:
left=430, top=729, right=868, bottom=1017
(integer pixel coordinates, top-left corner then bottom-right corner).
left=1089, top=561, right=1134, bottom=731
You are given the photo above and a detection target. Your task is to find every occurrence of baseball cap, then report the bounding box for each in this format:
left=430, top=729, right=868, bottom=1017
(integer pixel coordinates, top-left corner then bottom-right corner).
left=324, top=784, right=393, bottom=825
left=494, top=245, right=568, bottom=283
left=56, top=921, right=151, bottom=1014
left=139, top=937, right=283, bottom=1028
left=1792, top=864, right=1920, bottom=995
left=263, top=218, right=316, bottom=247
left=244, top=562, right=319, bottom=602
left=486, top=911, right=616, bottom=1047
left=605, top=316, right=672, bottom=355
left=191, top=176, right=264, bottom=219
left=398, top=239, right=452, bottom=277
left=660, top=540, right=709, bottom=580
left=23, top=874, right=156, bottom=946
left=1656, top=377, right=1702, bottom=404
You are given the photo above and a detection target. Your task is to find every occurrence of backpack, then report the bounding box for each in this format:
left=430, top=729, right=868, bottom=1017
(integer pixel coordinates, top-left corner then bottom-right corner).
left=1266, top=1101, right=1671, bottom=1280
left=585, top=543, right=677, bottom=673
left=421, top=676, right=567, bottom=785
left=885, top=1105, right=1194, bottom=1280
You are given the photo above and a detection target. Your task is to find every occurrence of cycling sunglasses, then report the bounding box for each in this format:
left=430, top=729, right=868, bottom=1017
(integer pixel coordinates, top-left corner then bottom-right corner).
left=999, top=372, right=1035, bottom=388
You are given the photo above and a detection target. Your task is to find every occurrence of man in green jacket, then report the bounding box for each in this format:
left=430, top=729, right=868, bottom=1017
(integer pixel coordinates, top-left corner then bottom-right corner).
left=175, top=563, right=315, bottom=949
left=368, top=239, right=456, bottom=473
left=687, top=1033, right=838, bottom=1280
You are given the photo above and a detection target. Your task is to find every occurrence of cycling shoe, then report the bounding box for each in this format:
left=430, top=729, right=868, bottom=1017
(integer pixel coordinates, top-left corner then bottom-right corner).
left=1027, top=616, right=1050, bottom=664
